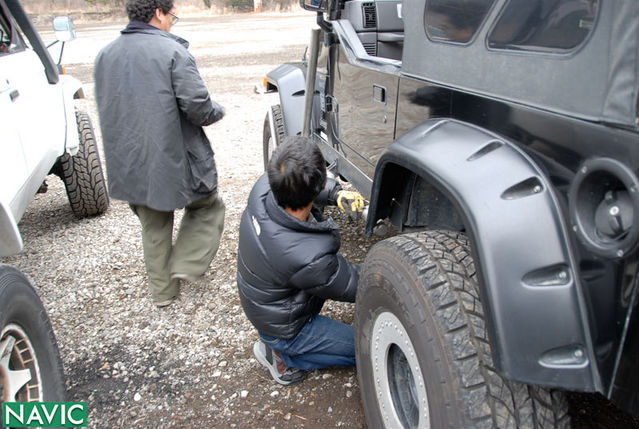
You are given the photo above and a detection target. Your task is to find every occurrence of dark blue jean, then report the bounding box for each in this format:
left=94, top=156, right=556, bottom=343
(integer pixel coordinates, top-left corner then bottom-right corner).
left=259, top=314, right=356, bottom=370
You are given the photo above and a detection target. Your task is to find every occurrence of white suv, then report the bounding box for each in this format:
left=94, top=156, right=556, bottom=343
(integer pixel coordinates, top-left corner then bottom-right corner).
left=0, top=0, right=108, bottom=403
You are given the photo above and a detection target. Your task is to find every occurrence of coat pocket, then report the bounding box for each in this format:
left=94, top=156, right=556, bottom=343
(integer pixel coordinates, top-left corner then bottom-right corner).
left=186, top=154, right=217, bottom=194
left=184, top=128, right=218, bottom=194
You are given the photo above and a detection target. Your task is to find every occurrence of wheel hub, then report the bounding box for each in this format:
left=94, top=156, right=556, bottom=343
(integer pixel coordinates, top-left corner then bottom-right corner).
left=0, top=324, right=42, bottom=402
left=372, top=312, right=429, bottom=428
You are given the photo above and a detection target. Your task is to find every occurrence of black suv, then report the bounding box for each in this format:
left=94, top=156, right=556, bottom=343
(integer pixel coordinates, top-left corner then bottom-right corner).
left=263, top=0, right=639, bottom=427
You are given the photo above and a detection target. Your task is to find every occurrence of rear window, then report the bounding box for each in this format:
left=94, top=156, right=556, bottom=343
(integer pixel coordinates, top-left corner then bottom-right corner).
left=488, top=0, right=599, bottom=53
left=425, top=0, right=496, bottom=44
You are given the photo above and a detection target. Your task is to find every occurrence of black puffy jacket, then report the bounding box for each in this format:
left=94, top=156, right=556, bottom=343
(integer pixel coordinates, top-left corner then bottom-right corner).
left=236, top=175, right=359, bottom=339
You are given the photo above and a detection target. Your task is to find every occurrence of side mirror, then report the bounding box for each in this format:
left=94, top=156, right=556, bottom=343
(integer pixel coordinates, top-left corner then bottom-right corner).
left=52, top=16, right=75, bottom=42
left=299, top=0, right=327, bottom=13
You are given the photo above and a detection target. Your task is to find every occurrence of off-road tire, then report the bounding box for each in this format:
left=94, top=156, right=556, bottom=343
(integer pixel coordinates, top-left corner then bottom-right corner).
left=263, top=104, right=285, bottom=170
left=355, top=230, right=570, bottom=428
left=58, top=110, right=109, bottom=218
left=0, top=265, right=66, bottom=402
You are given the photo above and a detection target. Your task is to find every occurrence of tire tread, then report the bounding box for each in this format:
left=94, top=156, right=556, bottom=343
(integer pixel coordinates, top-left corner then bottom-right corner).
left=262, top=104, right=286, bottom=170
left=58, top=110, right=109, bottom=218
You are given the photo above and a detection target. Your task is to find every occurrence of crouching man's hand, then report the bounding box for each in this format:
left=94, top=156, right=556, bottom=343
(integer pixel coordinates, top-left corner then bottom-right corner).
left=336, top=190, right=368, bottom=220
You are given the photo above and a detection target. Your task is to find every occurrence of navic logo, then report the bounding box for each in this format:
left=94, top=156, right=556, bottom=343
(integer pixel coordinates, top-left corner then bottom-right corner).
left=2, top=402, right=87, bottom=428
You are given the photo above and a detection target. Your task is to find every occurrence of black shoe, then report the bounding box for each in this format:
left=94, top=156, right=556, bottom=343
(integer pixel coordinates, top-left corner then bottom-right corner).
left=253, top=340, right=306, bottom=385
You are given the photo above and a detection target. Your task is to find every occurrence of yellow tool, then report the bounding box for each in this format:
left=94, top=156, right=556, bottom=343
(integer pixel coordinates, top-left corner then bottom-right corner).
left=336, top=190, right=368, bottom=219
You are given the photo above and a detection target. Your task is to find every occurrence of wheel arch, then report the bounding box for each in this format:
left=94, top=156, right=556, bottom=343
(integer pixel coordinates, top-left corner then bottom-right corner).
left=0, top=201, right=23, bottom=257
left=366, top=118, right=601, bottom=391
left=265, top=64, right=307, bottom=138
left=59, top=75, right=84, bottom=156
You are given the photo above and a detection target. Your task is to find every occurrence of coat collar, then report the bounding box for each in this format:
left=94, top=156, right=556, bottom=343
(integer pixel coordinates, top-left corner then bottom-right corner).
left=121, top=21, right=189, bottom=48
left=265, top=190, right=339, bottom=234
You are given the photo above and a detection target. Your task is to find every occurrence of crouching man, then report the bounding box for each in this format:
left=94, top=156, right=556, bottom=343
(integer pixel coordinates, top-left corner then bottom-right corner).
left=236, top=136, right=361, bottom=385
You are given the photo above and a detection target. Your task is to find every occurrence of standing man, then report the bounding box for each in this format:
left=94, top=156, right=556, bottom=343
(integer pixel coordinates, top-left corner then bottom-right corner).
left=95, top=0, right=226, bottom=308
left=237, top=136, right=364, bottom=385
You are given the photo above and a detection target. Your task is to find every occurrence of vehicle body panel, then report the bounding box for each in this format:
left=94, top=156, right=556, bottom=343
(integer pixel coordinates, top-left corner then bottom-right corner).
left=266, top=63, right=307, bottom=137
left=0, top=202, right=22, bottom=257
left=60, top=74, right=83, bottom=156
left=332, top=42, right=399, bottom=179
left=401, top=0, right=639, bottom=127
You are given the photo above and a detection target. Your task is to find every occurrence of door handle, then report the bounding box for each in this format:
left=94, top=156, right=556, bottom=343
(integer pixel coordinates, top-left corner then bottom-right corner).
left=9, top=89, right=19, bottom=102
left=373, top=85, right=386, bottom=104
left=378, top=33, right=404, bottom=43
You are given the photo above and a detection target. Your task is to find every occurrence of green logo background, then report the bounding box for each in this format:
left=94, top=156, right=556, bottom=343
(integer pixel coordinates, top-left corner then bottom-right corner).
left=2, top=402, right=87, bottom=428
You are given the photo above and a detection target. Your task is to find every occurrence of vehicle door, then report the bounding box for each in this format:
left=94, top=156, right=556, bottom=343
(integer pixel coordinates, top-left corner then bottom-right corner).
left=4, top=3, right=66, bottom=182
left=330, top=1, right=403, bottom=193
left=0, top=4, right=28, bottom=217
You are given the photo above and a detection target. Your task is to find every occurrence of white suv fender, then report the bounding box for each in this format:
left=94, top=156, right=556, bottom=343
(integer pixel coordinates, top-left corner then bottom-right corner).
left=0, top=200, right=22, bottom=257
left=59, top=73, right=84, bottom=156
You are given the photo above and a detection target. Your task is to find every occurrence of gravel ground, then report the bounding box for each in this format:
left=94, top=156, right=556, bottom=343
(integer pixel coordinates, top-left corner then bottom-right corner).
left=2, top=11, right=639, bottom=429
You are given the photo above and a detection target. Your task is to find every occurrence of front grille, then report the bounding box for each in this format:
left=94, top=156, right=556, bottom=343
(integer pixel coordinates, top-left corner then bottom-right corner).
left=362, top=42, right=377, bottom=56
left=362, top=3, right=377, bottom=29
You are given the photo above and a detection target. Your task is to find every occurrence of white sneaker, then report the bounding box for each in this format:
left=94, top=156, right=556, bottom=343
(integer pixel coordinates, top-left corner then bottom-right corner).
left=253, top=340, right=305, bottom=385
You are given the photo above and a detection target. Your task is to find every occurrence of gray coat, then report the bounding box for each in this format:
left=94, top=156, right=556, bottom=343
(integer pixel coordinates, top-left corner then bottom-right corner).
left=236, top=175, right=359, bottom=339
left=94, top=22, right=224, bottom=211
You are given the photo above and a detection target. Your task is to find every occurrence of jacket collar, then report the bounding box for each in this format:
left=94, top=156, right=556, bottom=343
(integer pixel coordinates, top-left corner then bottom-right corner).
left=265, top=191, right=338, bottom=234
left=121, top=21, right=189, bottom=48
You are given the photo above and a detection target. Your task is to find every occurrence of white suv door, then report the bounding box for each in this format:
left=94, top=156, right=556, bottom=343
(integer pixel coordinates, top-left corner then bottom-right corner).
left=0, top=8, right=28, bottom=220
left=6, top=48, right=66, bottom=178
left=0, top=5, right=66, bottom=221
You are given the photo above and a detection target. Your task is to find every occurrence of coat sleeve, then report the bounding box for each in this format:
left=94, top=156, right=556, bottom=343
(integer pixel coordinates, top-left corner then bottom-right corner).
left=171, top=50, right=225, bottom=127
left=315, top=177, right=342, bottom=206
left=288, top=252, right=359, bottom=303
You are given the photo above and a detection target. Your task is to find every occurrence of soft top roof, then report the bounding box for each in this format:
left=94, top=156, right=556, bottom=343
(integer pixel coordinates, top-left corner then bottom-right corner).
left=401, top=0, right=639, bottom=127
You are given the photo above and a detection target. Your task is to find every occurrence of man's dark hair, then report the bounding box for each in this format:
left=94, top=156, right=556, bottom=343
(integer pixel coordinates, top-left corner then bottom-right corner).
left=126, top=0, right=173, bottom=23
left=268, top=136, right=326, bottom=210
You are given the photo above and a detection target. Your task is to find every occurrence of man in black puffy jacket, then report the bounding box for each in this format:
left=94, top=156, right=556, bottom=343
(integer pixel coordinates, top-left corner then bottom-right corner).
left=236, top=136, right=361, bottom=385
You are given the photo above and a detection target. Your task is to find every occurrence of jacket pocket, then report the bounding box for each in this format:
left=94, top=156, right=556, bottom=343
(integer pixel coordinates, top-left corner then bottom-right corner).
left=186, top=154, right=217, bottom=194
left=185, top=133, right=217, bottom=194
left=182, top=120, right=218, bottom=194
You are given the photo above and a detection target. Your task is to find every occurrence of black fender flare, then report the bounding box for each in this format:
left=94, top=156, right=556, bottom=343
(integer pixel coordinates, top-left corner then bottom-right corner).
left=266, top=64, right=307, bottom=137
left=366, top=119, right=600, bottom=390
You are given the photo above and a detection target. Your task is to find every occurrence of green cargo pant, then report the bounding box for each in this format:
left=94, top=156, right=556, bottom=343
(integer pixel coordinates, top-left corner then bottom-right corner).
left=130, top=192, right=225, bottom=303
